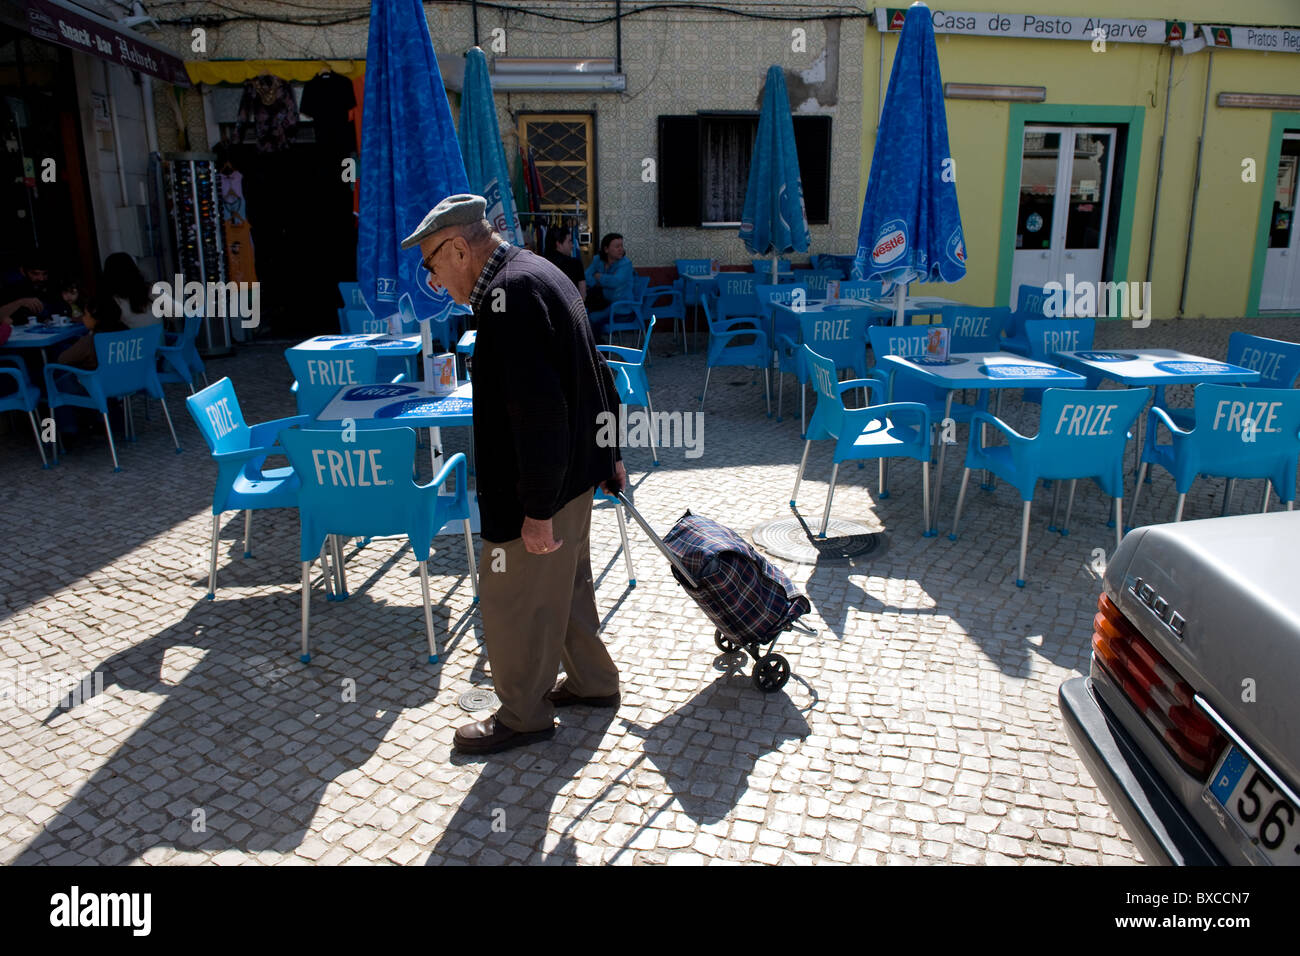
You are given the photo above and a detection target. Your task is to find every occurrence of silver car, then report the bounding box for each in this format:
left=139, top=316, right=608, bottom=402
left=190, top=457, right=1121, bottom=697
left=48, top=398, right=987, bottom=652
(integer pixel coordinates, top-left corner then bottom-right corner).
left=1060, top=510, right=1300, bottom=865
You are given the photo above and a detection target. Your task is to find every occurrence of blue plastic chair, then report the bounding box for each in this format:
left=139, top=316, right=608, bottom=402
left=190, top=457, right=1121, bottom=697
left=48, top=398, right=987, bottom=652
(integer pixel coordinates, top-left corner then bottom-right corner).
left=791, top=345, right=933, bottom=536
left=775, top=308, right=872, bottom=431
left=798, top=271, right=842, bottom=299
left=1023, top=318, right=1097, bottom=401
left=277, top=427, right=477, bottom=664
left=939, top=306, right=1010, bottom=352
left=284, top=345, right=405, bottom=418
left=950, top=387, right=1149, bottom=586
left=1129, top=384, right=1300, bottom=526
left=868, top=326, right=982, bottom=425
left=716, top=273, right=757, bottom=300
left=158, top=315, right=207, bottom=392
left=340, top=307, right=390, bottom=335
left=674, top=259, right=714, bottom=348
left=811, top=254, right=855, bottom=278
left=591, top=365, right=640, bottom=588
left=756, top=283, right=809, bottom=345
left=606, top=276, right=666, bottom=351
left=639, top=284, right=685, bottom=353
left=0, top=356, right=49, bottom=467
left=836, top=280, right=886, bottom=302
left=338, top=282, right=368, bottom=313
left=700, top=297, right=770, bottom=416
left=597, top=315, right=659, bottom=466
left=1161, top=332, right=1300, bottom=430
left=1004, top=284, right=1052, bottom=354
left=44, top=325, right=180, bottom=471
left=592, top=274, right=649, bottom=344
left=186, top=377, right=310, bottom=599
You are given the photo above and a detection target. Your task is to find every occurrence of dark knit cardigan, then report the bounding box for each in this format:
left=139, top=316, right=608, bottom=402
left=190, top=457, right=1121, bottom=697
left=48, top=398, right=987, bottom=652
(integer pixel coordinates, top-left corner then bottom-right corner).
left=470, top=246, right=622, bottom=543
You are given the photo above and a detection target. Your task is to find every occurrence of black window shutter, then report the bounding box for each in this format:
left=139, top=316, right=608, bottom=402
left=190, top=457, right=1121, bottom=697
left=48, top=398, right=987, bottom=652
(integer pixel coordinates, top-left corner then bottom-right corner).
left=792, top=116, right=831, bottom=225
left=658, top=115, right=700, bottom=227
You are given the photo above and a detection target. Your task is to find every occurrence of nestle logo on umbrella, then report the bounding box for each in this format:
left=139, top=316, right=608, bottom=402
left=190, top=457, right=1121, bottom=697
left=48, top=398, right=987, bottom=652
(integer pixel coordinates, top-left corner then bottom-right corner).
left=872, top=222, right=908, bottom=266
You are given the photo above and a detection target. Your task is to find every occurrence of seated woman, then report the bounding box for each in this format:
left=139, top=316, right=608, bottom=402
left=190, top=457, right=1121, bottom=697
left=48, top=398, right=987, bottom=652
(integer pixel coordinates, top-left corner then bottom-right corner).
left=584, top=233, right=634, bottom=328
left=101, top=252, right=162, bottom=329
left=543, top=225, right=587, bottom=300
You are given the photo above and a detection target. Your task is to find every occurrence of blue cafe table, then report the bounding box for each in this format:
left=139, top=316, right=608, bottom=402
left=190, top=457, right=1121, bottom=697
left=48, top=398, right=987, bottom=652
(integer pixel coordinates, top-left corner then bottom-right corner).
left=877, top=351, right=1086, bottom=532
left=292, top=332, right=422, bottom=357
left=313, top=379, right=473, bottom=476
left=2, top=320, right=85, bottom=366
left=312, top=380, right=478, bottom=545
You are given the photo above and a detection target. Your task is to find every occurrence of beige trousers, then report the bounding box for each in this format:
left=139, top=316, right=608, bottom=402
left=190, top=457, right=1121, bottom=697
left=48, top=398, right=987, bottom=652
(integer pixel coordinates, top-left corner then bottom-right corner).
left=478, top=489, right=620, bottom=732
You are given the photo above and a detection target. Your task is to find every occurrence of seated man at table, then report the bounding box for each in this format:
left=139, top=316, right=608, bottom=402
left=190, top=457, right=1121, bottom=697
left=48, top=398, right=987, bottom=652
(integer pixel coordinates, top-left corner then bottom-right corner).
left=402, top=194, right=627, bottom=756
left=0, top=252, right=60, bottom=322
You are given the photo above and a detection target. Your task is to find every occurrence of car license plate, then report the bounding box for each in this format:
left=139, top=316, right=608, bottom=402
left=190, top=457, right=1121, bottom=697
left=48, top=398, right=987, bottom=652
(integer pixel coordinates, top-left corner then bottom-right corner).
left=1207, top=745, right=1300, bottom=865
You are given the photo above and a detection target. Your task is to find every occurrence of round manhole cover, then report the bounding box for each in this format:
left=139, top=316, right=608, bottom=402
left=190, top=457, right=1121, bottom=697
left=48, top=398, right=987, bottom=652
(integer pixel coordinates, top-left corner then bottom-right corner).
left=457, top=689, right=499, bottom=712
left=752, top=515, right=887, bottom=564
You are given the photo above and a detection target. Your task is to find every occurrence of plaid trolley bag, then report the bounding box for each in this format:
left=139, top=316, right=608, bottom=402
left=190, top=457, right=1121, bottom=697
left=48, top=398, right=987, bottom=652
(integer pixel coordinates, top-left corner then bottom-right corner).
left=617, top=493, right=811, bottom=692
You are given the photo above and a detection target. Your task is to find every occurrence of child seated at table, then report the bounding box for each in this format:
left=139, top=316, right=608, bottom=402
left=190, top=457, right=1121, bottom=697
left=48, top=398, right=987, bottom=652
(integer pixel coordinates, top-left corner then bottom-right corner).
left=57, top=293, right=124, bottom=370
left=52, top=294, right=126, bottom=444
left=60, top=277, right=84, bottom=319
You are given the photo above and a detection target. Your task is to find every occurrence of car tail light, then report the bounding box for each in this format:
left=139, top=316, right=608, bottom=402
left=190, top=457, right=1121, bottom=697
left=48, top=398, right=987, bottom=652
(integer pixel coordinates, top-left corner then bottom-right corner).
left=1092, top=592, right=1226, bottom=779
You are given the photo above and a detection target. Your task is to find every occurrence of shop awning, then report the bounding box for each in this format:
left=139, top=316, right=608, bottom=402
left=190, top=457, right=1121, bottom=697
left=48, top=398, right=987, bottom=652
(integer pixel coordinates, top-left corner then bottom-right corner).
left=186, top=59, right=365, bottom=85
left=10, top=0, right=189, bottom=85
left=184, top=56, right=466, bottom=91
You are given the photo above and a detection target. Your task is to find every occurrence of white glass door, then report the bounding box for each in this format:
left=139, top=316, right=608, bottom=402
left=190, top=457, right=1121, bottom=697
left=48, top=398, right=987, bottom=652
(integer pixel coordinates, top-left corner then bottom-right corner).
left=1011, top=126, right=1117, bottom=307
left=1260, top=132, right=1300, bottom=311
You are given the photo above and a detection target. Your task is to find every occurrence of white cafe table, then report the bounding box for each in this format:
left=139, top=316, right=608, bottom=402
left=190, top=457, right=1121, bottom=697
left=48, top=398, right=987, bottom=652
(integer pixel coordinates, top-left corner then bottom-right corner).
left=292, top=332, right=423, bottom=357
left=877, top=351, right=1086, bottom=533
left=1053, top=348, right=1261, bottom=475
left=313, top=380, right=474, bottom=497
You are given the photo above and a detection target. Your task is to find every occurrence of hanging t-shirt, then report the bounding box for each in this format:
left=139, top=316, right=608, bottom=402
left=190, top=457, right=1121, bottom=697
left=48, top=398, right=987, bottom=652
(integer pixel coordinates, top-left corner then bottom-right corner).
left=236, top=75, right=298, bottom=153
left=301, top=71, right=357, bottom=159
left=219, top=170, right=257, bottom=285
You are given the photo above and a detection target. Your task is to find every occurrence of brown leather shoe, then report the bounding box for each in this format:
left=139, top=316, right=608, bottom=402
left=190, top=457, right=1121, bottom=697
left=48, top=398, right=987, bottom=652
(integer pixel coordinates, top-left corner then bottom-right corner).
left=546, top=680, right=620, bottom=709
left=453, top=715, right=555, bottom=755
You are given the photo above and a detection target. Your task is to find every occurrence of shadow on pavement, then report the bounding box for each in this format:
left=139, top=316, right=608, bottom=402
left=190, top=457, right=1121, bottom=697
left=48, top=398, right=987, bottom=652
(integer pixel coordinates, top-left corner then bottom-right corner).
left=12, top=590, right=455, bottom=865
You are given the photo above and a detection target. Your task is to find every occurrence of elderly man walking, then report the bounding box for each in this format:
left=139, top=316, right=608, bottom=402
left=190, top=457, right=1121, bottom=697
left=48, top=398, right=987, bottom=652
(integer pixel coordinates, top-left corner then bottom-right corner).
left=401, top=194, right=626, bottom=755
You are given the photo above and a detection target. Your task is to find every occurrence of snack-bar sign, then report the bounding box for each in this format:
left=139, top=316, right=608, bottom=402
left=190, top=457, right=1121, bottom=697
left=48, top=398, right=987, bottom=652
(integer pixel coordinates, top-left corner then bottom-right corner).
left=875, top=8, right=1168, bottom=44
left=22, top=0, right=190, bottom=85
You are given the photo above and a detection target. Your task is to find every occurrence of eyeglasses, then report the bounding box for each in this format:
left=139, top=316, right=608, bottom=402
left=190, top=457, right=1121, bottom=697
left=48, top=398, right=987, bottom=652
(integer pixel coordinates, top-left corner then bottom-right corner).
left=421, top=236, right=457, bottom=277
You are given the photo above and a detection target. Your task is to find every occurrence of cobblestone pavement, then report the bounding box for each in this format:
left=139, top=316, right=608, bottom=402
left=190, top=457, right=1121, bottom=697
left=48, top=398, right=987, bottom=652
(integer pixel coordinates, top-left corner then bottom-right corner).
left=2, top=316, right=1296, bottom=866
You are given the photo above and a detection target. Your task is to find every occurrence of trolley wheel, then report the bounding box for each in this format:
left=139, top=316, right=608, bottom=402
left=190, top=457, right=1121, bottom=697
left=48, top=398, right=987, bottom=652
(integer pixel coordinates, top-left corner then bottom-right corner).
left=752, top=653, right=790, bottom=693
left=714, top=629, right=742, bottom=654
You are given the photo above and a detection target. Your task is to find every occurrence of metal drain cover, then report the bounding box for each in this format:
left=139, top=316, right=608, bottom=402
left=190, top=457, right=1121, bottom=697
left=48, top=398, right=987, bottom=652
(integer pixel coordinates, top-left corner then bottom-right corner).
left=752, top=515, right=887, bottom=564
left=457, top=689, right=499, bottom=712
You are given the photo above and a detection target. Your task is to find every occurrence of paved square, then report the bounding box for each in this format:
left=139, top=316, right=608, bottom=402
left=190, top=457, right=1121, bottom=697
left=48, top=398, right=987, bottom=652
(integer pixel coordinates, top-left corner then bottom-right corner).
left=2, top=316, right=1295, bottom=865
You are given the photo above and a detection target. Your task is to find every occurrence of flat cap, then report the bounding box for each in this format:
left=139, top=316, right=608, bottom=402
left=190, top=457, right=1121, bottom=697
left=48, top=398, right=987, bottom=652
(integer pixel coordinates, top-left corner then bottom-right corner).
left=400, top=194, right=487, bottom=249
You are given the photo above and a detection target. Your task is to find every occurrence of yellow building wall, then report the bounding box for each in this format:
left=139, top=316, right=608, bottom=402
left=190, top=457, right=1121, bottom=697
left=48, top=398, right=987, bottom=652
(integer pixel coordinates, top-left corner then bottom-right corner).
left=860, top=3, right=1300, bottom=318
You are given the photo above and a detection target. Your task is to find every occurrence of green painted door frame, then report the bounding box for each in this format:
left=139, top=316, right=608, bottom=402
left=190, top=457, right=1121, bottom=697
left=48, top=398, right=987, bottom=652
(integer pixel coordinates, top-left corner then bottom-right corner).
left=1247, top=111, right=1300, bottom=318
left=996, top=104, right=1146, bottom=309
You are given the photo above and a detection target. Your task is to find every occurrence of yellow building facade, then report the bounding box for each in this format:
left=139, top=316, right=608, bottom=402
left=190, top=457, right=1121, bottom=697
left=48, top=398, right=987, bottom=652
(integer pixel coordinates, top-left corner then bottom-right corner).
left=861, top=2, right=1300, bottom=319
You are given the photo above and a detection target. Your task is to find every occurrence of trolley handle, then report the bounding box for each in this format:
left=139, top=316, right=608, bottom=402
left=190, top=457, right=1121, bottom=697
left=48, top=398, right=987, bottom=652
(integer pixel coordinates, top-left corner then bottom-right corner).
left=615, top=491, right=699, bottom=589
